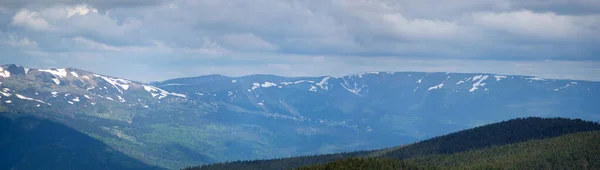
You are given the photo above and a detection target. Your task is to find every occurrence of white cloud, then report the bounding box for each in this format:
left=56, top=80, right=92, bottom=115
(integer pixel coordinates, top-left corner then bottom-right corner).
left=11, top=9, right=54, bottom=31
left=72, top=37, right=121, bottom=51
left=182, top=37, right=229, bottom=56
left=222, top=33, right=278, bottom=51
left=1, top=0, right=599, bottom=82
left=380, top=13, right=463, bottom=40
left=10, top=4, right=141, bottom=39
left=66, top=4, right=98, bottom=18
left=471, top=10, right=600, bottom=39
left=4, top=34, right=38, bottom=48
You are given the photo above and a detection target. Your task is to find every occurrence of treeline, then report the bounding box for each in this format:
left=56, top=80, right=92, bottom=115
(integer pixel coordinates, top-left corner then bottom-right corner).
left=297, top=158, right=433, bottom=170
left=182, top=150, right=373, bottom=170
left=185, top=117, right=600, bottom=170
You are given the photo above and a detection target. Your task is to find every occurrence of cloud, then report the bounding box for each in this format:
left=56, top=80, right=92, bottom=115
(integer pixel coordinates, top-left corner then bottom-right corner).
left=66, top=4, right=98, bottom=18
left=0, top=0, right=164, bottom=11
left=222, top=33, right=278, bottom=51
left=0, top=0, right=599, bottom=82
left=471, top=10, right=600, bottom=40
left=71, top=36, right=120, bottom=51
left=4, top=34, right=39, bottom=48
left=11, top=9, right=54, bottom=31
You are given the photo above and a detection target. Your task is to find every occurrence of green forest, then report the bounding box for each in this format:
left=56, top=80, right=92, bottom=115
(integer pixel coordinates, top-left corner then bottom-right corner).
left=301, top=131, right=600, bottom=170
left=186, top=117, right=600, bottom=170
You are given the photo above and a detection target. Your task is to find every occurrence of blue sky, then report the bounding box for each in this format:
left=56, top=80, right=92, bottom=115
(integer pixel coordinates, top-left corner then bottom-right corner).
left=0, top=0, right=599, bottom=82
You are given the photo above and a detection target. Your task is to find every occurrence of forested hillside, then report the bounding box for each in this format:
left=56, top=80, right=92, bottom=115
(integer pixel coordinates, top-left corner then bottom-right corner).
left=0, top=114, right=161, bottom=170
left=187, top=117, right=600, bottom=170
left=380, top=117, right=600, bottom=159
left=301, top=130, right=600, bottom=169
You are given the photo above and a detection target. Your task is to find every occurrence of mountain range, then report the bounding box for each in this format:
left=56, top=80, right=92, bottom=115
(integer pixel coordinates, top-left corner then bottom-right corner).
left=0, top=64, right=599, bottom=169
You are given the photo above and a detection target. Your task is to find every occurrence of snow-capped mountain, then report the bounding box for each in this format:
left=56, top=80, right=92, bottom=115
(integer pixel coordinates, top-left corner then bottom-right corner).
left=0, top=64, right=188, bottom=122
left=1, top=64, right=599, bottom=169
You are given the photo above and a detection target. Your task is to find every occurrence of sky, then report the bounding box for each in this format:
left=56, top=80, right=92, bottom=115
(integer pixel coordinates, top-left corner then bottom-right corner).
left=0, top=0, right=599, bottom=82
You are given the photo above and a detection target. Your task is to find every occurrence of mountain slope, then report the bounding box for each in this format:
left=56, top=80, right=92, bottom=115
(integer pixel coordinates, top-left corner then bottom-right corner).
left=187, top=117, right=600, bottom=170
left=0, top=114, right=161, bottom=170
left=1, top=64, right=599, bottom=169
left=379, top=117, right=600, bottom=159
left=410, top=130, right=600, bottom=169
left=300, top=130, right=600, bottom=170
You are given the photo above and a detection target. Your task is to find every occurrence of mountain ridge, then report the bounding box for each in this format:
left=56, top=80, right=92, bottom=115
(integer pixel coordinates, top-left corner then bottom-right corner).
left=4, top=64, right=597, bottom=83
left=1, top=63, right=599, bottom=169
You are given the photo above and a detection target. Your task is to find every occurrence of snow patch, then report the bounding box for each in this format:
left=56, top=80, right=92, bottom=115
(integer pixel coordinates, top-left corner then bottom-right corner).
left=231, top=80, right=237, bottom=83
left=527, top=77, right=546, bottom=81
left=293, top=80, right=315, bottom=84
left=0, top=67, right=10, bottom=78
left=51, top=78, right=61, bottom=85
left=469, top=75, right=489, bottom=92
left=554, top=82, right=578, bottom=91
left=261, top=82, right=277, bottom=88
left=494, top=75, right=507, bottom=81
left=316, top=77, right=331, bottom=90
left=258, top=102, right=264, bottom=106
left=251, top=83, right=260, bottom=90
left=341, top=78, right=367, bottom=95
left=68, top=101, right=74, bottom=105
left=417, top=79, right=422, bottom=84
left=15, top=94, right=37, bottom=100
left=143, top=85, right=185, bottom=99
left=309, top=85, right=317, bottom=92
left=428, top=83, right=444, bottom=91
left=39, top=68, right=68, bottom=78
left=354, top=72, right=380, bottom=78
left=170, top=93, right=187, bottom=98
left=70, top=71, right=79, bottom=78
left=250, top=82, right=278, bottom=90
left=116, top=95, right=125, bottom=102
left=94, top=74, right=131, bottom=93
left=5, top=100, right=11, bottom=103
left=72, top=97, right=80, bottom=102
left=0, top=91, right=11, bottom=97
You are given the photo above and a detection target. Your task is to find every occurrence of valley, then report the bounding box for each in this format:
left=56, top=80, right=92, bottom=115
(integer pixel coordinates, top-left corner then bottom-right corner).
left=1, top=64, right=599, bottom=169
